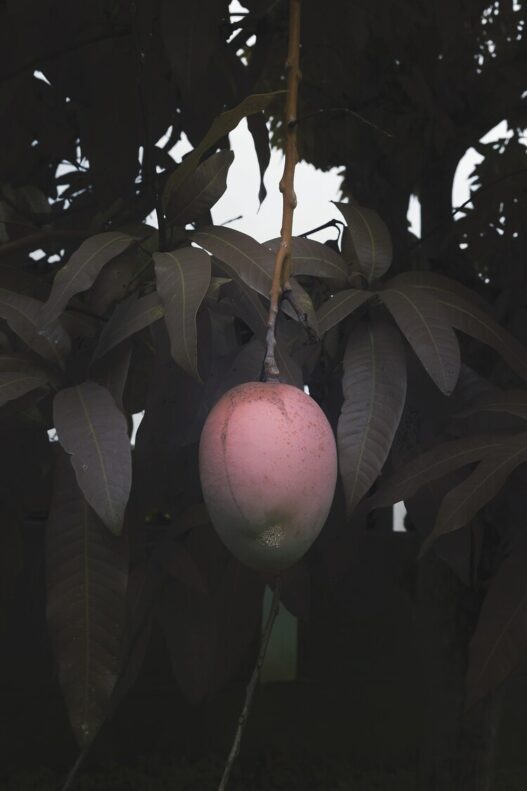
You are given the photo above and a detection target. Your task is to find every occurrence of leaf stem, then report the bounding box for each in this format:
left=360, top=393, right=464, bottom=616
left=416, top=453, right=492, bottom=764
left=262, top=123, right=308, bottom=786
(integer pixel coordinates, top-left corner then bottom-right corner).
left=263, top=0, right=302, bottom=383
left=217, top=576, right=281, bottom=791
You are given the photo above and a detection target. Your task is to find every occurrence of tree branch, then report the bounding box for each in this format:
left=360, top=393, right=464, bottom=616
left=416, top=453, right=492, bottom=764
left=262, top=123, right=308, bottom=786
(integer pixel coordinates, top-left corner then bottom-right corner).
left=263, top=0, right=302, bottom=383
left=217, top=578, right=281, bottom=791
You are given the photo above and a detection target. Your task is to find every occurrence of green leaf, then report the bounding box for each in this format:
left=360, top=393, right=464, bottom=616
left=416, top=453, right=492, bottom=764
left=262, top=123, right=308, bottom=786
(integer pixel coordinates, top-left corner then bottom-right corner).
left=193, top=225, right=273, bottom=298
left=40, top=232, right=135, bottom=327
left=46, top=450, right=128, bottom=747
left=365, top=433, right=511, bottom=512
left=0, top=368, right=49, bottom=408
left=338, top=321, right=407, bottom=514
left=264, top=237, right=349, bottom=283
left=154, top=247, right=212, bottom=380
left=163, top=92, right=283, bottom=207
left=93, top=292, right=164, bottom=360
left=423, top=431, right=527, bottom=553
left=334, top=203, right=393, bottom=282
left=0, top=288, right=70, bottom=368
left=380, top=284, right=460, bottom=395
left=53, top=382, right=132, bottom=534
left=167, top=150, right=234, bottom=226
left=317, top=289, right=373, bottom=335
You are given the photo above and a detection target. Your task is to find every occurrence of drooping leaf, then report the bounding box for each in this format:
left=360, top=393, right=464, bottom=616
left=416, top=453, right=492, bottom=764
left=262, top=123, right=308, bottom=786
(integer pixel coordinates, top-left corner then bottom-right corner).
left=334, top=203, right=393, bottom=282
left=153, top=247, right=211, bottom=379
left=423, top=431, right=527, bottom=553
left=365, top=433, right=511, bottom=512
left=166, top=150, right=234, bottom=226
left=0, top=288, right=70, bottom=368
left=460, top=389, right=527, bottom=423
left=317, top=289, right=373, bottom=335
left=389, top=271, right=490, bottom=310
left=467, top=535, right=527, bottom=706
left=338, top=321, right=407, bottom=515
left=380, top=284, right=460, bottom=395
left=264, top=236, right=349, bottom=282
left=0, top=368, right=49, bottom=408
left=93, top=292, right=164, bottom=360
left=46, top=450, right=128, bottom=748
left=163, top=92, right=283, bottom=207
left=193, top=225, right=273, bottom=298
left=392, top=272, right=527, bottom=381
left=53, top=382, right=132, bottom=534
left=39, top=233, right=135, bottom=327
left=247, top=111, right=271, bottom=205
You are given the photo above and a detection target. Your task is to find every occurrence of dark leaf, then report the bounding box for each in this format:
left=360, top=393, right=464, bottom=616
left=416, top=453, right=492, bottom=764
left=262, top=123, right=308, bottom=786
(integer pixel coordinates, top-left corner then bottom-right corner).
left=40, top=233, right=135, bottom=327
left=193, top=225, right=273, bottom=298
left=157, top=553, right=263, bottom=703
left=460, top=389, right=527, bottom=423
left=46, top=450, right=128, bottom=747
left=91, top=342, right=133, bottom=413
left=0, top=368, right=49, bottom=408
left=161, top=0, right=224, bottom=101
left=93, top=292, right=164, bottom=360
left=153, top=247, right=211, bottom=380
left=265, top=236, right=349, bottom=282
left=391, top=272, right=527, bottom=381
left=366, top=433, right=512, bottom=513
left=167, top=150, right=234, bottom=226
left=467, top=535, right=527, bottom=705
left=380, top=284, right=460, bottom=395
left=247, top=111, right=271, bottom=205
left=334, top=203, right=392, bottom=282
left=338, top=321, right=407, bottom=514
left=153, top=540, right=208, bottom=594
left=0, top=288, right=70, bottom=368
left=317, top=289, right=373, bottom=335
left=53, top=382, right=132, bottom=534
left=163, top=92, right=283, bottom=207
left=423, top=431, right=527, bottom=552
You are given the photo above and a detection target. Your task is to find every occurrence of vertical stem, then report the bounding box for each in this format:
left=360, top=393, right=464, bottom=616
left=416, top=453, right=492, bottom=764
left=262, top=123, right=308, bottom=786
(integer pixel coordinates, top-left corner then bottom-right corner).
left=217, top=577, right=281, bottom=791
left=263, top=0, right=302, bottom=382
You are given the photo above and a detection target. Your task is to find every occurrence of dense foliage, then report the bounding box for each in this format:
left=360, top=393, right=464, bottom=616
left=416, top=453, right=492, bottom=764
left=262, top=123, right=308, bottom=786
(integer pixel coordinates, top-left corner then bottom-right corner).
left=0, top=1, right=526, bottom=788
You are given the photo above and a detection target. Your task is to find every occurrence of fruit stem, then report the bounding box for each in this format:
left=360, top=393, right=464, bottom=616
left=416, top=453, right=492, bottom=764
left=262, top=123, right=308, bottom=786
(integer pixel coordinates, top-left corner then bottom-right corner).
left=263, top=0, right=302, bottom=383
left=217, top=576, right=282, bottom=791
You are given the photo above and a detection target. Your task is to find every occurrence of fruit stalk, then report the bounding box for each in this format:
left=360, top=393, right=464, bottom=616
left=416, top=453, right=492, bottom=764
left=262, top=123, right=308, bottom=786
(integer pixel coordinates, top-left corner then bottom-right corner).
left=217, top=579, right=281, bottom=791
left=263, top=0, right=302, bottom=382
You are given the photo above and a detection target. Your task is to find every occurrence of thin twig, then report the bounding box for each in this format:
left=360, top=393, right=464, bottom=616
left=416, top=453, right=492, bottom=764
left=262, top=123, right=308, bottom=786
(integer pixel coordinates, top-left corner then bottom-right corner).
left=263, top=0, right=302, bottom=383
left=299, top=218, right=343, bottom=239
left=293, top=105, right=393, bottom=138
left=0, top=30, right=132, bottom=85
left=217, top=578, right=282, bottom=791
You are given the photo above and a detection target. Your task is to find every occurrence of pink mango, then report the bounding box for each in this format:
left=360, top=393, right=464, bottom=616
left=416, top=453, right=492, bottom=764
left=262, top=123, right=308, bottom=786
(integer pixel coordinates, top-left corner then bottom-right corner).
left=199, top=382, right=337, bottom=573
